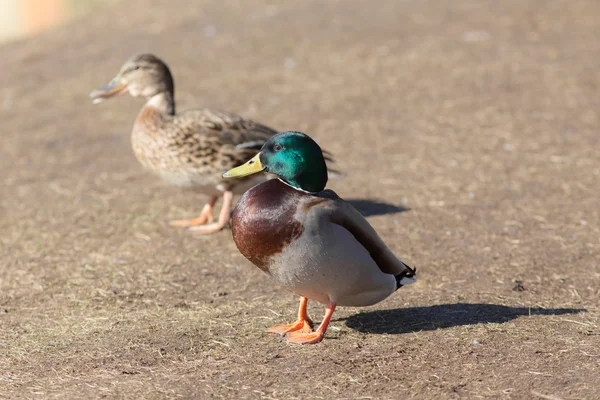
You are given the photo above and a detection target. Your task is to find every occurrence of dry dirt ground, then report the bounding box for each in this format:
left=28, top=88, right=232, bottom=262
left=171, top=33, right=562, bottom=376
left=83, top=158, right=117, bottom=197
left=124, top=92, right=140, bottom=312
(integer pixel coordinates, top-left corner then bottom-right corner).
left=1, top=0, right=599, bottom=399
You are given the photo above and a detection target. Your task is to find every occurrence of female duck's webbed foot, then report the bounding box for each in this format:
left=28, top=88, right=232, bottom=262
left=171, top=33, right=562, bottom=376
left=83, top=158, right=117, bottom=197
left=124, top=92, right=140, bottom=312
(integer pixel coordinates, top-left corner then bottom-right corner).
left=267, top=297, right=313, bottom=335
left=189, top=191, right=233, bottom=235
left=286, top=301, right=336, bottom=345
left=170, top=196, right=217, bottom=227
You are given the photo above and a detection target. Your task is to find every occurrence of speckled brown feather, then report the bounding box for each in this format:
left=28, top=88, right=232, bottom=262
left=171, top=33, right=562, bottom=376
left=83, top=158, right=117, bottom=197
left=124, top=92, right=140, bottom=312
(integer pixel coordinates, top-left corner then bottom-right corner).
left=132, top=105, right=276, bottom=191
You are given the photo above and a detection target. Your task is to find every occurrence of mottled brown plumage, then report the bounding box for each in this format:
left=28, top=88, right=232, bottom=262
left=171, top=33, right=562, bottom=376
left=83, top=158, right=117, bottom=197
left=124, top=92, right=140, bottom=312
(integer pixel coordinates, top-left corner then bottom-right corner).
left=131, top=104, right=275, bottom=192
left=90, top=54, right=278, bottom=234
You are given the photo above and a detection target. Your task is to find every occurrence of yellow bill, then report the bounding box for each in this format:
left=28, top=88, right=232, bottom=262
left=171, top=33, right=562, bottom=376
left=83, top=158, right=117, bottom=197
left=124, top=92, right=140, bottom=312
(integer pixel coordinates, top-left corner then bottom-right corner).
left=223, top=154, right=265, bottom=178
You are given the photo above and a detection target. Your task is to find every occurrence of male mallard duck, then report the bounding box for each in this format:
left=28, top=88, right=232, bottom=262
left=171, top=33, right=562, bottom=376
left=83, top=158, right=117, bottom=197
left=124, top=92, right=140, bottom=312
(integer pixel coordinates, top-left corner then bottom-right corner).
left=223, top=131, right=416, bottom=344
left=89, top=54, right=278, bottom=234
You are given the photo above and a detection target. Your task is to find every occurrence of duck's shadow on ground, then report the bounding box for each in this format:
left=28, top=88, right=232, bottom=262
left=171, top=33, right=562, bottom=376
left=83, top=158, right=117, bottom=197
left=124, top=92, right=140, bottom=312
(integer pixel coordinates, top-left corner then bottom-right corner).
left=341, top=303, right=586, bottom=334
left=346, top=199, right=409, bottom=217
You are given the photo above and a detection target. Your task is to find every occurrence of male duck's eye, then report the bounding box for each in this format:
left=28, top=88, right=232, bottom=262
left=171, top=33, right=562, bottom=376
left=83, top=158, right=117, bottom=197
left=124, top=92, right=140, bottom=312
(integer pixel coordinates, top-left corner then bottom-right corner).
left=273, top=144, right=283, bottom=152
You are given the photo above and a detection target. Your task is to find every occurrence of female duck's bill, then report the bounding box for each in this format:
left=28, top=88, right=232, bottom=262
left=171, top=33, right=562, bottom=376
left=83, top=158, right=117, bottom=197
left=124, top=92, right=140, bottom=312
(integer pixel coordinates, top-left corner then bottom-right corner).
left=89, top=76, right=128, bottom=104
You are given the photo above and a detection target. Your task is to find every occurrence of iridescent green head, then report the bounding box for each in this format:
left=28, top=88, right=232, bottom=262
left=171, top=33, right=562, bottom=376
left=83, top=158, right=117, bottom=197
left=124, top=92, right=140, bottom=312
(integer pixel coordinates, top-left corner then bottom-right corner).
left=223, top=131, right=328, bottom=193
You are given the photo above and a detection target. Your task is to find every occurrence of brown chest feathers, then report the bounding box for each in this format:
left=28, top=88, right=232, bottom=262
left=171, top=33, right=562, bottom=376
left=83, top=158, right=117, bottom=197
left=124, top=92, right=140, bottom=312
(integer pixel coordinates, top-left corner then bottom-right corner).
left=231, top=179, right=310, bottom=273
left=131, top=106, right=165, bottom=165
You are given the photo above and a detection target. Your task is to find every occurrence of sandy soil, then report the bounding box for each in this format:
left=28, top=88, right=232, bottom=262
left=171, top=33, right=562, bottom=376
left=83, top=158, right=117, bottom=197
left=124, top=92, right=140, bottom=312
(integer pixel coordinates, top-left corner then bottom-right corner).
left=1, top=0, right=599, bottom=398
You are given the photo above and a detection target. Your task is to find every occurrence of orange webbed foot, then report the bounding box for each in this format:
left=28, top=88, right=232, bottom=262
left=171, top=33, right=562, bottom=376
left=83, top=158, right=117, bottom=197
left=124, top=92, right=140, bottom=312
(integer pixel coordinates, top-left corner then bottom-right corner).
left=169, top=214, right=211, bottom=227
left=283, top=301, right=336, bottom=345
left=169, top=196, right=217, bottom=227
left=285, top=331, right=325, bottom=345
left=267, top=318, right=313, bottom=335
left=188, top=221, right=228, bottom=235
left=189, top=191, right=232, bottom=236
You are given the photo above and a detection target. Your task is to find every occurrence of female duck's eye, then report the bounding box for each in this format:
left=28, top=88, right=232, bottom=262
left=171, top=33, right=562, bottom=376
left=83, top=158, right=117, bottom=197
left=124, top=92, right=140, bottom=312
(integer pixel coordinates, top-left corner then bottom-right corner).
left=133, top=65, right=140, bottom=70
left=273, top=144, right=283, bottom=151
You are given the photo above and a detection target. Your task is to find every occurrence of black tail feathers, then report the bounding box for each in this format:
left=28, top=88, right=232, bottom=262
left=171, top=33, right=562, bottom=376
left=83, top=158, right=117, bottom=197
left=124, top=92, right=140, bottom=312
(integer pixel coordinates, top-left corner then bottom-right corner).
left=395, top=264, right=417, bottom=289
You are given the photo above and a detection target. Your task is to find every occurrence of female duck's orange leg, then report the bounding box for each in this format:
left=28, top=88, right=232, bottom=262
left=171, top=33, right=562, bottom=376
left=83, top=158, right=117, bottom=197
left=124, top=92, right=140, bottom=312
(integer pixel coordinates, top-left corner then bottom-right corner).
left=189, top=191, right=233, bottom=235
left=286, top=301, right=336, bottom=344
left=267, top=297, right=313, bottom=335
left=170, top=195, right=217, bottom=227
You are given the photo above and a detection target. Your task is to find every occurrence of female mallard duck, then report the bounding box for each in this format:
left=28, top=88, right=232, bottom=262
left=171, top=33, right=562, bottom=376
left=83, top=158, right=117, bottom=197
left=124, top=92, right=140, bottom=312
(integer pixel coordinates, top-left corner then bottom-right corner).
left=223, top=131, right=416, bottom=344
left=89, top=54, right=278, bottom=234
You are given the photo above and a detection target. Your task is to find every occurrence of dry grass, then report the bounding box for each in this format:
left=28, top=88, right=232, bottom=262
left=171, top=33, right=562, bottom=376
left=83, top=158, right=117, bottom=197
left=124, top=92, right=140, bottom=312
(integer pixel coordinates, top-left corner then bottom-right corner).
left=1, top=0, right=600, bottom=398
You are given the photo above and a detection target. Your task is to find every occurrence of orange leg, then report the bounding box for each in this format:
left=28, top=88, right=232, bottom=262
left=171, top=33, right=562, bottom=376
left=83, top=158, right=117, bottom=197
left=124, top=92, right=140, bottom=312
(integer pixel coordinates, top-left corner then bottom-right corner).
left=169, top=196, right=217, bottom=227
left=189, top=191, right=233, bottom=235
left=267, top=297, right=313, bottom=335
left=286, top=301, right=336, bottom=344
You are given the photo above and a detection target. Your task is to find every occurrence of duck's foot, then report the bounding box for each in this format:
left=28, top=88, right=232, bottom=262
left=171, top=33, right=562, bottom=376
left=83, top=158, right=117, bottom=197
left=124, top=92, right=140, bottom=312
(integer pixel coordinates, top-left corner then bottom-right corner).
left=267, top=296, right=313, bottom=335
left=189, top=191, right=233, bottom=236
left=267, top=319, right=313, bottom=335
left=285, top=301, right=336, bottom=345
left=169, top=196, right=217, bottom=227
left=285, top=331, right=325, bottom=344
left=188, top=221, right=227, bottom=235
left=169, top=213, right=213, bottom=227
